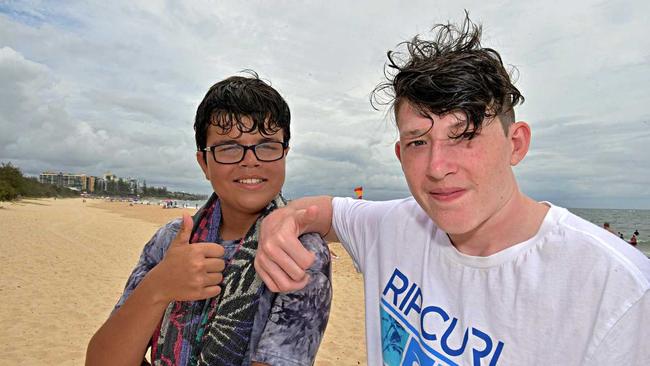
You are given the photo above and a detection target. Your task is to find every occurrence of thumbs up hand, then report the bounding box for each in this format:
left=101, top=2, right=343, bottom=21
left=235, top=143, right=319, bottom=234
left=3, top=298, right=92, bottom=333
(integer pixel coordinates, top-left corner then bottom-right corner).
left=147, top=213, right=225, bottom=304
left=255, top=205, right=320, bottom=293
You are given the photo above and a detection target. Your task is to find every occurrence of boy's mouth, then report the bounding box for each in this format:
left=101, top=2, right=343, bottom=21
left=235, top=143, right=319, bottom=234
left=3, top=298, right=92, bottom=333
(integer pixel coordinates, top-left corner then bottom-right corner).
left=235, top=178, right=267, bottom=185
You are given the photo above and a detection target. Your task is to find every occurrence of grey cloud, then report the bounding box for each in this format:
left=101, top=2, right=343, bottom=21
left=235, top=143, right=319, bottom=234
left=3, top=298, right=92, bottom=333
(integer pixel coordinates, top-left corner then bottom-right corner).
left=1, top=1, right=649, bottom=208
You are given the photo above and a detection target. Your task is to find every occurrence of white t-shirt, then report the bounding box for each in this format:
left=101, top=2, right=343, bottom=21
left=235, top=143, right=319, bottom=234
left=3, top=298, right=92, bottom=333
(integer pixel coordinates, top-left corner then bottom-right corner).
left=332, top=197, right=650, bottom=365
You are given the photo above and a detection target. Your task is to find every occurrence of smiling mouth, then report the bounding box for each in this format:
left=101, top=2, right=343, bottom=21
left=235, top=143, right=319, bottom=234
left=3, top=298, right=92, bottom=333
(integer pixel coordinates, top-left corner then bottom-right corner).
left=429, top=189, right=465, bottom=201
left=235, top=178, right=266, bottom=185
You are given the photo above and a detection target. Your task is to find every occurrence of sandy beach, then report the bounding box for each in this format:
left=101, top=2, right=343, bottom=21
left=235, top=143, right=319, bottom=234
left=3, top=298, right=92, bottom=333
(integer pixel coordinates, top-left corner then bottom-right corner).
left=0, top=198, right=366, bottom=365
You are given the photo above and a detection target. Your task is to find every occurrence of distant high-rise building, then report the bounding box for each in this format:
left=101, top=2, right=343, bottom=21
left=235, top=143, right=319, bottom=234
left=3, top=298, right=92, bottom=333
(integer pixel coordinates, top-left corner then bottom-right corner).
left=39, top=170, right=140, bottom=195
left=39, top=172, right=62, bottom=186
left=39, top=172, right=85, bottom=191
left=80, top=175, right=96, bottom=193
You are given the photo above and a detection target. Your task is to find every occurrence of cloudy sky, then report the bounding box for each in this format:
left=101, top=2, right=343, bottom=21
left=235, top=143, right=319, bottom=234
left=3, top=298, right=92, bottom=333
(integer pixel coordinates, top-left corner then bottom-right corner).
left=1, top=0, right=648, bottom=208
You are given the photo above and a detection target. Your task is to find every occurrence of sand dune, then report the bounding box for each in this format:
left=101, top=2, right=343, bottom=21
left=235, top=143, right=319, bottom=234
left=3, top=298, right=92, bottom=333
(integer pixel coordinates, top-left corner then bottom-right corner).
left=0, top=198, right=366, bottom=365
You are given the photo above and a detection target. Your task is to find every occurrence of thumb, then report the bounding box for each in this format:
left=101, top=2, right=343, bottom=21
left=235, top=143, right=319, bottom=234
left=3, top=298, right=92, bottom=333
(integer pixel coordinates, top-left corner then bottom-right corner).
left=295, top=205, right=318, bottom=234
left=172, top=213, right=193, bottom=246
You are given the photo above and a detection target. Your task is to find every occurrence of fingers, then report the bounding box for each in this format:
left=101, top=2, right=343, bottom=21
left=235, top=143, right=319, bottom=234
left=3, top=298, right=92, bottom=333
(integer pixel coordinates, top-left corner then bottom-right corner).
left=255, top=246, right=311, bottom=292
left=201, top=285, right=222, bottom=299
left=204, top=272, right=223, bottom=286
left=264, top=237, right=314, bottom=279
left=255, top=206, right=317, bottom=293
left=255, top=260, right=281, bottom=292
left=204, top=258, right=225, bottom=273
left=195, top=243, right=225, bottom=258
left=295, top=205, right=319, bottom=234
left=171, top=213, right=193, bottom=246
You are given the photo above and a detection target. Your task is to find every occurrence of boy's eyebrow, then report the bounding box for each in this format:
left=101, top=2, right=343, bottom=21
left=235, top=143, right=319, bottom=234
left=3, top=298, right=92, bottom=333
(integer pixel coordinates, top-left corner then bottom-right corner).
left=209, top=138, right=239, bottom=145
left=450, top=121, right=467, bottom=129
left=258, top=137, right=282, bottom=143
left=401, top=128, right=430, bottom=138
left=448, top=121, right=470, bottom=133
left=209, top=136, right=282, bottom=145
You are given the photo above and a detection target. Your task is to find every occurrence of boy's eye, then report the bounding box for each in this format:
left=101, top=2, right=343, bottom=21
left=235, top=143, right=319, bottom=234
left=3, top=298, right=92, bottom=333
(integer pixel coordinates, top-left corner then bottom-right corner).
left=258, top=143, right=282, bottom=151
left=406, top=140, right=426, bottom=148
left=215, top=144, right=241, bottom=153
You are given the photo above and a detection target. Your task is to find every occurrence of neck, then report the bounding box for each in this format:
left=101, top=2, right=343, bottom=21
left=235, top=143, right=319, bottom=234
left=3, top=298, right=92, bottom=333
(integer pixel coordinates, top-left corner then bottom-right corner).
left=448, top=189, right=550, bottom=256
left=219, top=205, right=260, bottom=241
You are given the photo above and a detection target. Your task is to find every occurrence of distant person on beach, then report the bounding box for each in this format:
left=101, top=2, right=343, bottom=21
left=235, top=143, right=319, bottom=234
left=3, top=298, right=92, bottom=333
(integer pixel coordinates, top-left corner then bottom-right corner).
left=254, top=15, right=650, bottom=365
left=630, top=234, right=638, bottom=246
left=87, top=73, right=331, bottom=366
left=635, top=229, right=640, bottom=236
left=618, top=231, right=624, bottom=239
left=603, top=222, right=615, bottom=234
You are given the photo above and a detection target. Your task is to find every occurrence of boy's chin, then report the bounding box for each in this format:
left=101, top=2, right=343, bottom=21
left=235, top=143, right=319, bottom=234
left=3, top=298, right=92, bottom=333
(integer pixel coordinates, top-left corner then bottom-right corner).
left=235, top=194, right=281, bottom=213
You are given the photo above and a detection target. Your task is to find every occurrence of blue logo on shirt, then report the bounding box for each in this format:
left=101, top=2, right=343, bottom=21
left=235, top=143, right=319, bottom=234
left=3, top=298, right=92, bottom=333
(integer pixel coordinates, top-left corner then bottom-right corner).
left=381, top=268, right=505, bottom=365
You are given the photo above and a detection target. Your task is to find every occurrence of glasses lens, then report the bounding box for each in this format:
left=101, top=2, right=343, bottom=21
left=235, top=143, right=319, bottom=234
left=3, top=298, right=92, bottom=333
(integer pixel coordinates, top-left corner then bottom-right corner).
left=213, top=144, right=244, bottom=163
left=255, top=142, right=285, bottom=161
left=210, top=142, right=285, bottom=163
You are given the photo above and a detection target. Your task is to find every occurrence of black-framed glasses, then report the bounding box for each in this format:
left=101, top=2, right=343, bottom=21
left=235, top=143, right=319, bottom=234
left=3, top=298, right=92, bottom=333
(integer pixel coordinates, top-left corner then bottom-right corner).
left=201, top=141, right=288, bottom=164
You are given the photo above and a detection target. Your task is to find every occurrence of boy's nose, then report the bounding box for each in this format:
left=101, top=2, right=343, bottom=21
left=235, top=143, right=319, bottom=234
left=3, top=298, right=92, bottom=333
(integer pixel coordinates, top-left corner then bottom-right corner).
left=240, top=148, right=260, bottom=167
left=426, top=142, right=457, bottom=180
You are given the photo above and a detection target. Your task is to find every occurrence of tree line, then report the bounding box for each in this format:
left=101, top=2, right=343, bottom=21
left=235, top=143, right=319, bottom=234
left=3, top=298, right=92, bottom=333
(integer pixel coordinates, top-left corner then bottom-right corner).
left=0, top=162, right=206, bottom=201
left=0, top=162, right=79, bottom=201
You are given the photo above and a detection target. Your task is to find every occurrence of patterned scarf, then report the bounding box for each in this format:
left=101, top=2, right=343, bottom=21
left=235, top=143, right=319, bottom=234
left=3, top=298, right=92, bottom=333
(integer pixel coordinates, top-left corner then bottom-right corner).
left=151, top=193, right=286, bottom=366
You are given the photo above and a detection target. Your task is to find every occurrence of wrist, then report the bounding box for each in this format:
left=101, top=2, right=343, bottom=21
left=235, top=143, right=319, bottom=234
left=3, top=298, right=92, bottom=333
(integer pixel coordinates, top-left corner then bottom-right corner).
left=140, top=266, right=172, bottom=307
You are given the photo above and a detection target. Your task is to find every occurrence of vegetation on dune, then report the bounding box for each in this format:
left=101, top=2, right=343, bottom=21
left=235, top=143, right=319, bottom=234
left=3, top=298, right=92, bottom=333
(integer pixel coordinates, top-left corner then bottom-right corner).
left=0, top=162, right=206, bottom=202
left=0, top=162, right=79, bottom=201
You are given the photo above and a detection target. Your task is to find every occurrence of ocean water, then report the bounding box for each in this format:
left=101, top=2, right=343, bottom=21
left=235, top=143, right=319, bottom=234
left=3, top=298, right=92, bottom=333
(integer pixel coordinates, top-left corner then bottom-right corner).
left=569, top=208, right=650, bottom=256
left=141, top=199, right=207, bottom=209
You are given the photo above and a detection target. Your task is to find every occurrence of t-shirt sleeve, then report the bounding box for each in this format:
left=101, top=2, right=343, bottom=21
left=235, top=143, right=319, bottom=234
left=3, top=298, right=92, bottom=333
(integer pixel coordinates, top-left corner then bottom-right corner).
left=586, top=290, right=650, bottom=365
left=331, top=197, right=392, bottom=273
left=113, top=219, right=181, bottom=312
left=252, top=233, right=332, bottom=365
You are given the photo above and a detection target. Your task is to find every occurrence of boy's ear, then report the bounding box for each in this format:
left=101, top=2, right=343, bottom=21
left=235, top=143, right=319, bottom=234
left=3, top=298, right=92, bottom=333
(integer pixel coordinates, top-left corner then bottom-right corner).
left=196, top=151, right=209, bottom=180
left=394, top=141, right=402, bottom=162
left=509, top=121, right=531, bottom=166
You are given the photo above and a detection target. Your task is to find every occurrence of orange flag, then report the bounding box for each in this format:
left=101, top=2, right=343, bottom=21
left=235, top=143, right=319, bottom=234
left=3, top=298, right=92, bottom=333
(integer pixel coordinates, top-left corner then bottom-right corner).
left=354, top=186, right=363, bottom=199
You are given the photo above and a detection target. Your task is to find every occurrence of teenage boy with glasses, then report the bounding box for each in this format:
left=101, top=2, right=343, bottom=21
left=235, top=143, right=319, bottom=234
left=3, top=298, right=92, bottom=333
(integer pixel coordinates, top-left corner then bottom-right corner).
left=87, top=73, right=331, bottom=366
left=254, top=16, right=650, bottom=365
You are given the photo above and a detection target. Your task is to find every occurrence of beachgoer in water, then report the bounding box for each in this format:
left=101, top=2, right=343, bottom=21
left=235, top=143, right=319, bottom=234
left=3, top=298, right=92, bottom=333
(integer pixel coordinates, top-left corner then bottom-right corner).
left=618, top=232, right=624, bottom=239
left=634, top=229, right=640, bottom=236
left=630, top=234, right=638, bottom=246
left=603, top=222, right=615, bottom=234
left=87, top=73, right=331, bottom=366
left=254, top=14, right=650, bottom=365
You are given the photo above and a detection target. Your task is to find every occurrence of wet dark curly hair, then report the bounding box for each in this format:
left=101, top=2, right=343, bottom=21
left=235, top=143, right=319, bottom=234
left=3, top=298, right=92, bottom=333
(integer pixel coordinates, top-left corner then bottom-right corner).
left=194, top=70, right=290, bottom=156
left=371, top=12, right=524, bottom=138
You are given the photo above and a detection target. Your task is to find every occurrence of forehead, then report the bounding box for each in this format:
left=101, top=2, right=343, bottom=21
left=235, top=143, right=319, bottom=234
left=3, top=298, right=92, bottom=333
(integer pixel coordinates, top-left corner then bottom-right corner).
left=206, top=125, right=285, bottom=142
left=396, top=103, right=467, bottom=137
left=207, top=116, right=284, bottom=141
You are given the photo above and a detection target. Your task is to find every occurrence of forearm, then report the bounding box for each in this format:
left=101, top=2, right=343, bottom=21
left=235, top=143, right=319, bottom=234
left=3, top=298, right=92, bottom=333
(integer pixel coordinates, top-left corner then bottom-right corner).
left=287, top=195, right=338, bottom=242
left=86, top=273, right=169, bottom=366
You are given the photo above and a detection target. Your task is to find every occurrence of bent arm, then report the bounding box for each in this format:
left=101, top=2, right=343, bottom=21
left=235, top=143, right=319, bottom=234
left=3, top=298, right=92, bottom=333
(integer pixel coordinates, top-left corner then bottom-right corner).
left=286, top=195, right=337, bottom=242
left=86, top=216, right=224, bottom=366
left=85, top=271, right=169, bottom=366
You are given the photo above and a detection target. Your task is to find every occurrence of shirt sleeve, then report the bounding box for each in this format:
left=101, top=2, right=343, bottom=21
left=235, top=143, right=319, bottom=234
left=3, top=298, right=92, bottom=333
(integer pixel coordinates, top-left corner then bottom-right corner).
left=252, top=233, right=332, bottom=366
left=113, top=219, right=181, bottom=312
left=331, top=197, right=395, bottom=273
left=586, top=290, right=650, bottom=365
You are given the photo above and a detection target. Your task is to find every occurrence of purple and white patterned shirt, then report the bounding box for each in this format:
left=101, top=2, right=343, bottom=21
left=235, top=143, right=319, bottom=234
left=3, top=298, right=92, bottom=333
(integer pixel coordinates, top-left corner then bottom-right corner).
left=114, top=216, right=331, bottom=365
